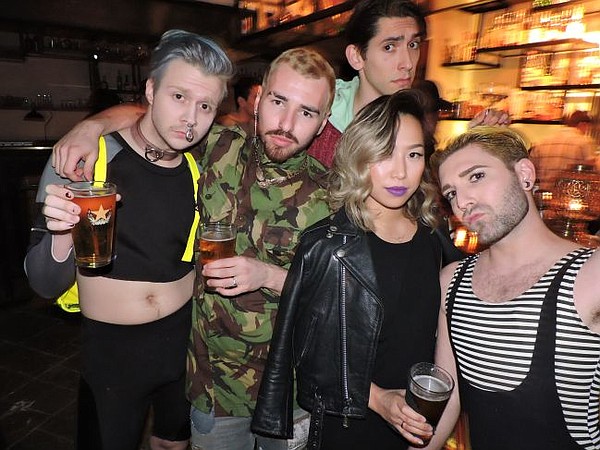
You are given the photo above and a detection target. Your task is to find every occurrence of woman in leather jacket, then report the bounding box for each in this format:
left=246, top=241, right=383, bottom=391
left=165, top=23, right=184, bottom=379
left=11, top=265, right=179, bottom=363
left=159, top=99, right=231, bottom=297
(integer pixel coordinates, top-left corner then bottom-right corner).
left=253, top=90, right=456, bottom=450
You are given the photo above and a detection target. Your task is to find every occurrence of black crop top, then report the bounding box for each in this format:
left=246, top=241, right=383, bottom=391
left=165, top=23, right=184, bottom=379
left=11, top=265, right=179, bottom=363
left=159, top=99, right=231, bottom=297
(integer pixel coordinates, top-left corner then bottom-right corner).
left=93, top=133, right=195, bottom=282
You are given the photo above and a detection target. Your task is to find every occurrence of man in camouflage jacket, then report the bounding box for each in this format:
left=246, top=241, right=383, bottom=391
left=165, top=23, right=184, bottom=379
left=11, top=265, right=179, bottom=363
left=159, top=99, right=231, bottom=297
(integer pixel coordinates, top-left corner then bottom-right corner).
left=187, top=48, right=336, bottom=450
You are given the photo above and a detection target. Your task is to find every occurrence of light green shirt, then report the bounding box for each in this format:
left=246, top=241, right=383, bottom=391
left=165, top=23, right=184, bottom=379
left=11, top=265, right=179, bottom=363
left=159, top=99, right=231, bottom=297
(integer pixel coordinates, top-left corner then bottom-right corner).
left=329, top=76, right=360, bottom=133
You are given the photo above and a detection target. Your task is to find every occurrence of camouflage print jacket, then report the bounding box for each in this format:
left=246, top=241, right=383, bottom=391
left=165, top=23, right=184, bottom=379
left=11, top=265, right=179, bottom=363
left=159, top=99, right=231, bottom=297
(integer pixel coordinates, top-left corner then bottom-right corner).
left=187, top=125, right=332, bottom=417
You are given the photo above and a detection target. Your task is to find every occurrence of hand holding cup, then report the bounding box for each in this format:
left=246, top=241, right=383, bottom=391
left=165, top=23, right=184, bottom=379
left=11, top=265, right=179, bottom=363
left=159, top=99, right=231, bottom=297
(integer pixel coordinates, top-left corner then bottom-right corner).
left=405, top=362, right=454, bottom=446
left=199, top=222, right=237, bottom=291
left=66, top=181, right=117, bottom=268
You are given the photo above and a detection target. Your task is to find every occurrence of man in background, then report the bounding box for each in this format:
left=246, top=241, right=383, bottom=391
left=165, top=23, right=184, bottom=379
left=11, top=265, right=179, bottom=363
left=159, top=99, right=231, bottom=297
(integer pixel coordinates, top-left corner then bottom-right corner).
left=529, top=110, right=597, bottom=192
left=216, top=75, right=261, bottom=135
left=307, top=0, right=509, bottom=168
left=413, top=78, right=453, bottom=133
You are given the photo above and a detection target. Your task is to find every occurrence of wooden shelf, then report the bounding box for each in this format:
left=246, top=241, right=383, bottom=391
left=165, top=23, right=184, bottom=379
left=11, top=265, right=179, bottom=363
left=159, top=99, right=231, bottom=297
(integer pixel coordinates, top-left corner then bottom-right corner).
left=25, top=49, right=148, bottom=64
left=0, top=105, right=89, bottom=112
left=477, top=38, right=597, bottom=58
left=514, top=118, right=562, bottom=124
left=520, top=83, right=600, bottom=91
left=531, top=0, right=585, bottom=12
left=238, top=1, right=357, bottom=42
left=441, top=118, right=562, bottom=124
left=442, top=60, right=500, bottom=70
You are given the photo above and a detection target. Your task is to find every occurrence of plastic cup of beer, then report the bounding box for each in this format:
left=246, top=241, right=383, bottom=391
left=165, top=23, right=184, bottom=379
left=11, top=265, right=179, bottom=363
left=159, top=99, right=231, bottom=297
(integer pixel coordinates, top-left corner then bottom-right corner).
left=66, top=181, right=117, bottom=268
left=406, top=362, right=454, bottom=443
left=199, top=222, right=236, bottom=290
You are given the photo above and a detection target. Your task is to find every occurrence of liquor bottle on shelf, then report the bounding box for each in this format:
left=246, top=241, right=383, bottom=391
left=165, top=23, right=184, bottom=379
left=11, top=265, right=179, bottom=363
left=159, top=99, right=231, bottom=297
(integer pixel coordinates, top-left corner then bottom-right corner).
left=532, top=0, right=551, bottom=8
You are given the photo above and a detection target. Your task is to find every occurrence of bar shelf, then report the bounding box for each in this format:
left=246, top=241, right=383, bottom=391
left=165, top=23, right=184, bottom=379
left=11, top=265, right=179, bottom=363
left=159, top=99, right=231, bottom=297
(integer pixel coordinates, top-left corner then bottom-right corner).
left=520, top=83, right=600, bottom=90
left=441, top=118, right=562, bottom=124
left=477, top=38, right=597, bottom=58
left=442, top=60, right=501, bottom=69
left=238, top=1, right=357, bottom=41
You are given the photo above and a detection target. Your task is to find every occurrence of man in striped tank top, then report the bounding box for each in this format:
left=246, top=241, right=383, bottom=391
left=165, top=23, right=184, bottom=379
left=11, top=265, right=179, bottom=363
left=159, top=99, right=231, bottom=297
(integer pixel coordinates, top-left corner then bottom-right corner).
left=428, top=127, right=600, bottom=450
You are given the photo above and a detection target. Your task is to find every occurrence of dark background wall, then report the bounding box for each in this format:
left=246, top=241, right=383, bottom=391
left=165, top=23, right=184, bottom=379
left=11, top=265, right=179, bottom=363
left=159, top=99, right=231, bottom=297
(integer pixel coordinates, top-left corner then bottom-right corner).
left=0, top=0, right=239, bottom=43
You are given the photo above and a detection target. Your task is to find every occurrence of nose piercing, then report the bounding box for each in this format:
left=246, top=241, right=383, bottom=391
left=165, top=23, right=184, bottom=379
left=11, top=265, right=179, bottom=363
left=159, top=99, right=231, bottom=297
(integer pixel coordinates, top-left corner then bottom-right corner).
left=185, top=123, right=195, bottom=143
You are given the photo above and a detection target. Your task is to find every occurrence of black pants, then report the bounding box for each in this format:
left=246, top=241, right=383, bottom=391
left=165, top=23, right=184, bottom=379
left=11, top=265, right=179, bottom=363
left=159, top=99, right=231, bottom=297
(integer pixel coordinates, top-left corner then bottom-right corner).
left=78, top=300, right=192, bottom=450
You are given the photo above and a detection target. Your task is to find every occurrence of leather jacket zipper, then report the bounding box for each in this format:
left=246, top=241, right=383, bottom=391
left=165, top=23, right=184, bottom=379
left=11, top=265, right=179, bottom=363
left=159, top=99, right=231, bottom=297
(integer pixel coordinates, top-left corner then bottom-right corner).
left=340, top=236, right=351, bottom=427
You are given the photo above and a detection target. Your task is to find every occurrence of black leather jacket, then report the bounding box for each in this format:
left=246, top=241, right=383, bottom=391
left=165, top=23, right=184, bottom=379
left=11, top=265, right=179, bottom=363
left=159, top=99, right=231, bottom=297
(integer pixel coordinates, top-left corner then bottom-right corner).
left=252, top=209, right=445, bottom=440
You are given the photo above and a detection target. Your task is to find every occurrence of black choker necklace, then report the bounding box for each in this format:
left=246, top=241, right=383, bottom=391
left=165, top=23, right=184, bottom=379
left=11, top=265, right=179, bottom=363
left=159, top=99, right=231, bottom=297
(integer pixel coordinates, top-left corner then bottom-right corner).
left=252, top=137, right=308, bottom=189
left=132, top=117, right=179, bottom=162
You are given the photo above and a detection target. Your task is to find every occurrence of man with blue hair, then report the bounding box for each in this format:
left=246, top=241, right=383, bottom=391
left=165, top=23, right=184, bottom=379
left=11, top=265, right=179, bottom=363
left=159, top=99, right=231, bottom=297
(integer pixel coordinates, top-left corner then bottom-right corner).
left=25, top=30, right=234, bottom=450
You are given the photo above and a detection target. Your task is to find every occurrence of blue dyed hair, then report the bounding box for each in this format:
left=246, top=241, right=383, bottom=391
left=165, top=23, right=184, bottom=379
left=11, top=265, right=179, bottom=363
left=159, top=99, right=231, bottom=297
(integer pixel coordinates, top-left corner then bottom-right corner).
left=149, top=29, right=234, bottom=100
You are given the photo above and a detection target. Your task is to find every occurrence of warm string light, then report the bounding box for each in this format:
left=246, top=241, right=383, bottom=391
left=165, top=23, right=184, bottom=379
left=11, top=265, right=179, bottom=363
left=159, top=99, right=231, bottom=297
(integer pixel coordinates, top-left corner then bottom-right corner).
left=568, top=199, right=584, bottom=211
left=453, top=226, right=479, bottom=254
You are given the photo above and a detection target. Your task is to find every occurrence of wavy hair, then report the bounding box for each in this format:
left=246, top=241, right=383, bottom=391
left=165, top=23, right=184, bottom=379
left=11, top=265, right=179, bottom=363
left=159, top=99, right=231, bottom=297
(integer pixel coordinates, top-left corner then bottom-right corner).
left=329, top=89, right=439, bottom=231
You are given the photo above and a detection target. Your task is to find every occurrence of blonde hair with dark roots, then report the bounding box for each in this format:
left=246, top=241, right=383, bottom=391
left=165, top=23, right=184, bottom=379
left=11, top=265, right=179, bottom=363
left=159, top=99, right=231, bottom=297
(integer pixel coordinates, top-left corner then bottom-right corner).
left=262, top=47, right=336, bottom=114
left=430, top=127, right=530, bottom=181
left=329, top=89, right=439, bottom=231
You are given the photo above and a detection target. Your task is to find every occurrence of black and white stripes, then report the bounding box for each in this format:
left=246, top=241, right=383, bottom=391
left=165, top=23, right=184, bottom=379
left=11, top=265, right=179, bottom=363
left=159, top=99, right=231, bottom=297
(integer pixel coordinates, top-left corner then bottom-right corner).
left=447, top=249, right=600, bottom=449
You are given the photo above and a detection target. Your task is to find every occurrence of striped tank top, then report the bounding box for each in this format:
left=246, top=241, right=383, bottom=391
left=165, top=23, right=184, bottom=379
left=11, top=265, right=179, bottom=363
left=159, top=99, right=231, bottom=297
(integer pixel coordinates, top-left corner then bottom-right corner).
left=447, top=248, right=600, bottom=449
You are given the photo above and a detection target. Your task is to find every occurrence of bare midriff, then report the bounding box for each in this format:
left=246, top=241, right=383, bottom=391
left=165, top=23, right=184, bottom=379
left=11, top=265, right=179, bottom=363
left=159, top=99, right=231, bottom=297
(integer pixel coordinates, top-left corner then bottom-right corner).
left=77, top=270, right=194, bottom=324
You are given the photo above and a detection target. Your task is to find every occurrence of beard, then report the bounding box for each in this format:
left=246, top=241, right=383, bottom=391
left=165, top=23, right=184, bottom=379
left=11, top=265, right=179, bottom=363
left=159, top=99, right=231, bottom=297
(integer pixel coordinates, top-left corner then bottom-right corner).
left=262, top=129, right=304, bottom=163
left=470, top=175, right=529, bottom=246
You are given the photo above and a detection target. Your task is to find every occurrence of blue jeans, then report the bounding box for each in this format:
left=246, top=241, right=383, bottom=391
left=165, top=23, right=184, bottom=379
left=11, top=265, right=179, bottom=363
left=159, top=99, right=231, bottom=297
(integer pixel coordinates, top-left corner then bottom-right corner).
left=190, top=406, right=309, bottom=450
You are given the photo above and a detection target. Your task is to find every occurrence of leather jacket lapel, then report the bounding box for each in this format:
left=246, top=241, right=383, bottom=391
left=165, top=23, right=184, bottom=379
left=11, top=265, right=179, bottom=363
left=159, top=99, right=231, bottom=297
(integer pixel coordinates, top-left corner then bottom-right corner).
left=334, top=228, right=382, bottom=303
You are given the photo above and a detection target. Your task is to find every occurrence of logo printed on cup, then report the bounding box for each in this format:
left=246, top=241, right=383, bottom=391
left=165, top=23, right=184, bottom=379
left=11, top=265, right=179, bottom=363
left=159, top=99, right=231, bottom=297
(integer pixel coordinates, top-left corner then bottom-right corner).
left=67, top=181, right=117, bottom=269
left=86, top=204, right=113, bottom=226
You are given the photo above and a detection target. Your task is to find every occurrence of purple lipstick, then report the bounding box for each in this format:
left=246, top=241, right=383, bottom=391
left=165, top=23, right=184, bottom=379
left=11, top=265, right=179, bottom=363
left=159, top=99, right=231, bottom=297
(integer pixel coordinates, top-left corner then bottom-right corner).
left=385, top=186, right=408, bottom=197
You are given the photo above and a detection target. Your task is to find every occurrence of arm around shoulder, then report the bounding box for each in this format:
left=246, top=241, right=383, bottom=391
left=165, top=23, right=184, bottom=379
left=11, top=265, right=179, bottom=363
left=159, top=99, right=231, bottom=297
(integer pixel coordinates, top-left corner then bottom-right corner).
left=53, top=103, right=146, bottom=181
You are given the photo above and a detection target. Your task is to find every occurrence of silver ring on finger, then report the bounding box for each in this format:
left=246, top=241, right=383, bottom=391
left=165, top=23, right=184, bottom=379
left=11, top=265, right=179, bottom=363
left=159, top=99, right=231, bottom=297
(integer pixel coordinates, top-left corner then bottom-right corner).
left=229, top=276, right=238, bottom=289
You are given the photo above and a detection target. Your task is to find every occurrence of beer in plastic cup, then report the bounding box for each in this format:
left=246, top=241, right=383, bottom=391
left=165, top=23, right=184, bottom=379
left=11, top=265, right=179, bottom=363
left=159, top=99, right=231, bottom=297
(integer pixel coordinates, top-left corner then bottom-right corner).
left=67, top=182, right=117, bottom=268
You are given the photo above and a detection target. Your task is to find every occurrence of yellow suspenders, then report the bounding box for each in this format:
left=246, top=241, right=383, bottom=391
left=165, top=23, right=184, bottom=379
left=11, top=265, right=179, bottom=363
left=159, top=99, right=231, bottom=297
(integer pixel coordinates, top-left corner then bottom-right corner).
left=182, top=152, right=201, bottom=263
left=56, top=139, right=200, bottom=313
